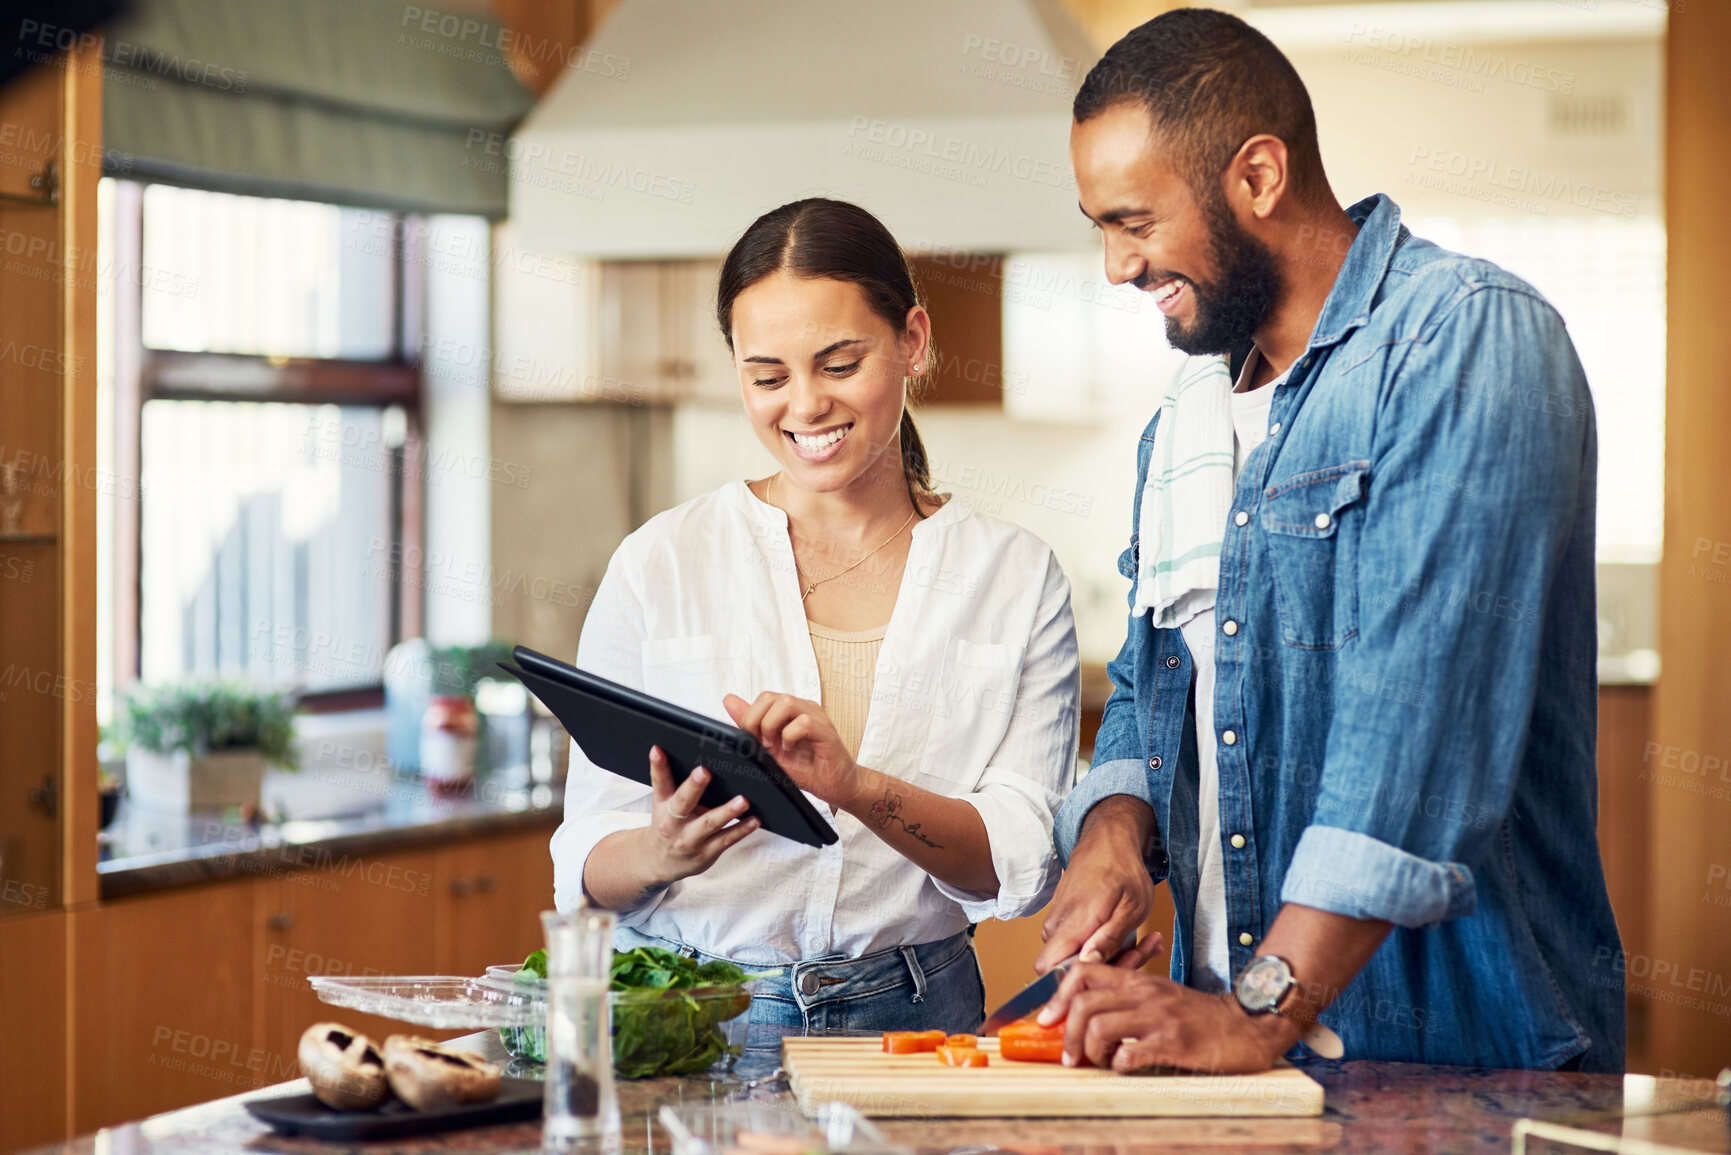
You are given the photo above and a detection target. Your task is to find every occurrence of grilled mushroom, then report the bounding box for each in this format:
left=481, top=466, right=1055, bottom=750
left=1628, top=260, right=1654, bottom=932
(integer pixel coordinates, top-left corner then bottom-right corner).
left=382, top=1035, right=502, bottom=1110
left=298, top=1022, right=389, bottom=1110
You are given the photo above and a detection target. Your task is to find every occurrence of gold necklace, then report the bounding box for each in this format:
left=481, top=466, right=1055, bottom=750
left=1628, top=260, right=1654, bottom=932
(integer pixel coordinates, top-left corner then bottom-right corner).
left=772, top=473, right=919, bottom=601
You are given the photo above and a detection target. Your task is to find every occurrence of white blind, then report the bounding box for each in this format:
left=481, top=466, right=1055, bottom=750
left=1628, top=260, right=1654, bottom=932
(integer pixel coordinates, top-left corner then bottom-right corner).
left=138, top=401, right=394, bottom=691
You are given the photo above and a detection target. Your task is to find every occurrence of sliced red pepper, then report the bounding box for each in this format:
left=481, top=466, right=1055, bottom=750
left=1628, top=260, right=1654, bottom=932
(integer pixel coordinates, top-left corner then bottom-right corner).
left=881, top=1029, right=947, bottom=1054
left=936, top=1044, right=989, bottom=1067
left=996, top=1016, right=1066, bottom=1064
left=944, top=1033, right=978, bottom=1049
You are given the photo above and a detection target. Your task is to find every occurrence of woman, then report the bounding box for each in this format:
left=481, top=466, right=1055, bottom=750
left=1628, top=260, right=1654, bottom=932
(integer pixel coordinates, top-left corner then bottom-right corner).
left=550, top=198, right=1080, bottom=1045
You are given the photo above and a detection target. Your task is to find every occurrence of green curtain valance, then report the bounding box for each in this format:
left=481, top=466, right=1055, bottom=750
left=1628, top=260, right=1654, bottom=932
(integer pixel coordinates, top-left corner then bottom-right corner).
left=102, top=0, right=535, bottom=216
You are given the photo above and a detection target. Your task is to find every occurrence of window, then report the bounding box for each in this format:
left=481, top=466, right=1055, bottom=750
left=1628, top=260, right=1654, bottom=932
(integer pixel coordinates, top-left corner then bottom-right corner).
left=99, top=181, right=447, bottom=708
left=137, top=401, right=399, bottom=691
left=139, top=185, right=398, bottom=360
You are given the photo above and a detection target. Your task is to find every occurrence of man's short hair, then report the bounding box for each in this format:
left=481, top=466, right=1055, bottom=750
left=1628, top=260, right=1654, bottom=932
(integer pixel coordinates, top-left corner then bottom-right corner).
left=1074, top=8, right=1326, bottom=205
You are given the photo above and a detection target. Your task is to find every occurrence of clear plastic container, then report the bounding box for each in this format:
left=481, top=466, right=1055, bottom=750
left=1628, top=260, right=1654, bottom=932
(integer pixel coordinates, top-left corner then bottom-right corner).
left=306, top=975, right=541, bottom=1028
left=477, top=963, right=757, bottom=1078
left=657, top=1102, right=909, bottom=1155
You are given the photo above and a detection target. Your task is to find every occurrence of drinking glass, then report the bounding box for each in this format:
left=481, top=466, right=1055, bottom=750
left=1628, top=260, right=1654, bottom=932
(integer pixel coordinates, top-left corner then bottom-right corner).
left=540, top=907, right=619, bottom=1154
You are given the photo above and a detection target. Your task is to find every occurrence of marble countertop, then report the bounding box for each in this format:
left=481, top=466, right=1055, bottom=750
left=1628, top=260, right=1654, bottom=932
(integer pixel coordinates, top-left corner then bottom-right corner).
left=98, top=782, right=564, bottom=899
left=25, top=1030, right=1728, bottom=1155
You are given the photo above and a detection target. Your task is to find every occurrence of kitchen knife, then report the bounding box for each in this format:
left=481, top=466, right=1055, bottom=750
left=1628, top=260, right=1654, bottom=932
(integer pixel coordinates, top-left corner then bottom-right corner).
left=979, top=932, right=1141, bottom=1034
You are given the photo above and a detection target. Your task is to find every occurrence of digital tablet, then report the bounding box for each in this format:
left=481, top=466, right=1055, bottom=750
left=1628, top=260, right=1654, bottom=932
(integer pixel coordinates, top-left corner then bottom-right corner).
left=497, top=645, right=839, bottom=848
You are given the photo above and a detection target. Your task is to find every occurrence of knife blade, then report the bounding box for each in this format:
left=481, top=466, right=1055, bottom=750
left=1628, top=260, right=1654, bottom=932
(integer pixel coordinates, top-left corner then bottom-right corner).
left=979, top=932, right=1140, bottom=1034
left=979, top=962, right=1067, bottom=1035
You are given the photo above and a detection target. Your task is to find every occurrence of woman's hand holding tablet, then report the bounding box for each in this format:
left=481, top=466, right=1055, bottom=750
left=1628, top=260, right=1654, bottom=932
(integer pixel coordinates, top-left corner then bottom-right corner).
left=640, top=747, right=761, bottom=886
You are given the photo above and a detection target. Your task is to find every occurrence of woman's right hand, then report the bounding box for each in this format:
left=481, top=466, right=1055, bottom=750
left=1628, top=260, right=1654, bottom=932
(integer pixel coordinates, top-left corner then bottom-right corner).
left=640, top=746, right=760, bottom=886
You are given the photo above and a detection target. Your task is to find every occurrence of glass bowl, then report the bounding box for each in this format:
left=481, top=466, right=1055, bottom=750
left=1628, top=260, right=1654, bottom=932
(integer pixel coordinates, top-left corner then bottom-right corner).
left=478, top=963, right=757, bottom=1078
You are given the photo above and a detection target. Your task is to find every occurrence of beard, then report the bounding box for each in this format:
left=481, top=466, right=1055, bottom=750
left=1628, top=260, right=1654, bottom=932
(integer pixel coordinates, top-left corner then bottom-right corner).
left=1154, top=194, right=1283, bottom=357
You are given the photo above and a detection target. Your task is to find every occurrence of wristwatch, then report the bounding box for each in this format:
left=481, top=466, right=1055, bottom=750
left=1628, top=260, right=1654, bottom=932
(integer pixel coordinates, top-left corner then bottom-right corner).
left=1234, top=954, right=1346, bottom=1059
left=1234, top=954, right=1299, bottom=1016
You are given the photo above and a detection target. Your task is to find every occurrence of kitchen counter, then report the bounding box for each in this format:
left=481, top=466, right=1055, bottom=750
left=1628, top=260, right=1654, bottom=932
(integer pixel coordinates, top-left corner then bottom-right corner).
left=98, top=781, right=564, bottom=899
left=24, top=1030, right=1727, bottom=1155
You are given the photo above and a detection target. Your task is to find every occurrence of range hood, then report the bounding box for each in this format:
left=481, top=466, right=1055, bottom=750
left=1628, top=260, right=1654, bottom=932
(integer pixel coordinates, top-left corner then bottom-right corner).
left=508, top=0, right=1098, bottom=257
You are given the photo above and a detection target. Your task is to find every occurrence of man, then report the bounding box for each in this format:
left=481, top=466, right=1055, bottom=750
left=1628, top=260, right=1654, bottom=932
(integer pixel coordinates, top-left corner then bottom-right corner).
left=1034, top=8, right=1623, bottom=1074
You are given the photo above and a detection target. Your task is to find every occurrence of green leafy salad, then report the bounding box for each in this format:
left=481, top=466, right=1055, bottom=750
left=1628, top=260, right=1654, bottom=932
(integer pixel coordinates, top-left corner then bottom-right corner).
left=509, top=945, right=758, bottom=1078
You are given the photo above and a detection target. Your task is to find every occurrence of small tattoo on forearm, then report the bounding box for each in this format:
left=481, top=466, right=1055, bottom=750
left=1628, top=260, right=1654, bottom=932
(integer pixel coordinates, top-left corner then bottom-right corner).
left=868, top=788, right=944, bottom=850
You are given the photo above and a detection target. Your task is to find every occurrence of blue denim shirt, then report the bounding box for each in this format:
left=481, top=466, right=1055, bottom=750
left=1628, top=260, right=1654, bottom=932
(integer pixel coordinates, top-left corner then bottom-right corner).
left=1054, top=194, right=1624, bottom=1072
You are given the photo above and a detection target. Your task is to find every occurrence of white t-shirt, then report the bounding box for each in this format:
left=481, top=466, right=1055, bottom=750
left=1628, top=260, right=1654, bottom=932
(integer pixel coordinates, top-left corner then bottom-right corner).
left=1178, top=349, right=1283, bottom=992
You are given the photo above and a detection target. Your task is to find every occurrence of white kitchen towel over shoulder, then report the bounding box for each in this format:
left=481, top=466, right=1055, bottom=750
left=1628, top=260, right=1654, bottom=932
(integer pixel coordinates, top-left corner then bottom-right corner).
left=1131, top=355, right=1235, bottom=628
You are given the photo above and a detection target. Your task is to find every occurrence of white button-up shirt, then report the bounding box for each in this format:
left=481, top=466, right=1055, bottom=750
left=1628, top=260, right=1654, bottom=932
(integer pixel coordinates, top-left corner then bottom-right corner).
left=551, top=480, right=1080, bottom=964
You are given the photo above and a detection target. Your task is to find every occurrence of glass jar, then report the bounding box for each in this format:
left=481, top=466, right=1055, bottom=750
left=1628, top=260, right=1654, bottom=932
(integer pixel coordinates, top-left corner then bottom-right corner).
left=419, top=695, right=478, bottom=793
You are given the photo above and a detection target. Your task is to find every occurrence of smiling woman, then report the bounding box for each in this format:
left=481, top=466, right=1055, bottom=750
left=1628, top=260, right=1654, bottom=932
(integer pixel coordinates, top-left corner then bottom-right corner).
left=717, top=198, right=939, bottom=525
left=550, top=198, right=1083, bottom=1056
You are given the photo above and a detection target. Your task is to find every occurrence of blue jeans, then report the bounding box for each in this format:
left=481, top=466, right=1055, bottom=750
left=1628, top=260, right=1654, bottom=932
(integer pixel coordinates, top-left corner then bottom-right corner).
left=613, top=925, right=986, bottom=1074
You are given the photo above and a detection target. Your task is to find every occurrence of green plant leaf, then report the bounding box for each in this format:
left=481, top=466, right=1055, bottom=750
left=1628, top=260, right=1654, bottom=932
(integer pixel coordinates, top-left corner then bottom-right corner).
left=107, top=681, right=299, bottom=770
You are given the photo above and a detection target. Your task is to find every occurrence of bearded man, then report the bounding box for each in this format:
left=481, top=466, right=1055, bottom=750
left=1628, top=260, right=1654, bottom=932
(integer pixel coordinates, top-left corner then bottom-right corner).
left=1035, top=7, right=1624, bottom=1075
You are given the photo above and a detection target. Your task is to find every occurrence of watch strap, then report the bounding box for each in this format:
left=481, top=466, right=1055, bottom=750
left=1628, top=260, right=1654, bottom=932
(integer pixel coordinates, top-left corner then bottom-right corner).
left=1301, top=1021, right=1345, bottom=1059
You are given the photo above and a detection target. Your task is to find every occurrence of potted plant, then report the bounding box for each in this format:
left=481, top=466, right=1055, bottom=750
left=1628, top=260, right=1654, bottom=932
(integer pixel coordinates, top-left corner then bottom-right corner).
left=109, top=682, right=298, bottom=813
left=428, top=641, right=517, bottom=699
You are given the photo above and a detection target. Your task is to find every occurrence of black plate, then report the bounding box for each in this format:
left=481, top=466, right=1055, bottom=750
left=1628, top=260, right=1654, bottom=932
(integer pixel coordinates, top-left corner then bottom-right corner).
left=244, top=1078, right=542, bottom=1139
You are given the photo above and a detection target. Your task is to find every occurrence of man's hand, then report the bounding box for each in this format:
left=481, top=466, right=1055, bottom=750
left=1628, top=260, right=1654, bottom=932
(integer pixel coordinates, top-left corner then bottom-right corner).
left=1036, top=795, right=1163, bottom=973
left=1036, top=963, right=1296, bottom=1073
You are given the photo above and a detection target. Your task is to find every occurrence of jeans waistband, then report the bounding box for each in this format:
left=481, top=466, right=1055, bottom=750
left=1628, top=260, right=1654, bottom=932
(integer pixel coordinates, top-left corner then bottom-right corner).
left=784, top=930, right=974, bottom=1009
left=614, top=926, right=975, bottom=1011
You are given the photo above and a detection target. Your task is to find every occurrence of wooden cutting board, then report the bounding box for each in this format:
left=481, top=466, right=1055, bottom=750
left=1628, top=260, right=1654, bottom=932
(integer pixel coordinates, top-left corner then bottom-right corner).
left=781, top=1037, right=1324, bottom=1118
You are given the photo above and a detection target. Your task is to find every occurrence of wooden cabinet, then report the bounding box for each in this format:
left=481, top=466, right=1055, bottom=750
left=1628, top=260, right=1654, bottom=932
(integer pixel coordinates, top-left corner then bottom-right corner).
left=494, top=248, right=1022, bottom=412
left=0, top=27, right=102, bottom=930
left=70, top=825, right=557, bottom=1135
left=590, top=255, right=1011, bottom=409
left=0, top=912, right=69, bottom=1151
left=910, top=254, right=1007, bottom=407
left=599, top=259, right=734, bottom=405
left=254, top=849, right=444, bottom=1074
left=70, top=883, right=258, bottom=1134
left=490, top=241, right=737, bottom=407
left=435, top=828, right=555, bottom=977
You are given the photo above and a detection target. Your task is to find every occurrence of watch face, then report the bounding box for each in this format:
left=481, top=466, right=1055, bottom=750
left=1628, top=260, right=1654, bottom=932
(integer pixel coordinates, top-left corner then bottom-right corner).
left=1235, top=956, right=1293, bottom=1014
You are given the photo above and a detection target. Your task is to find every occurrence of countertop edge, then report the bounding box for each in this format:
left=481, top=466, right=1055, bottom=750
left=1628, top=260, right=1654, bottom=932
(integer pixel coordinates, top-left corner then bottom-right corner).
left=97, top=797, right=563, bottom=901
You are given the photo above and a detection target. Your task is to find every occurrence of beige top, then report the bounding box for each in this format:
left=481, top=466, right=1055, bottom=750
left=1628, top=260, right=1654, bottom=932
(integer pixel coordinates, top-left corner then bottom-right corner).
left=807, top=620, right=887, bottom=760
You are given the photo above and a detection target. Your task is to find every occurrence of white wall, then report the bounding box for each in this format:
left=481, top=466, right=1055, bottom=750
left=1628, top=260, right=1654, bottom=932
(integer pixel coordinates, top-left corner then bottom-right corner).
left=421, top=215, right=495, bottom=647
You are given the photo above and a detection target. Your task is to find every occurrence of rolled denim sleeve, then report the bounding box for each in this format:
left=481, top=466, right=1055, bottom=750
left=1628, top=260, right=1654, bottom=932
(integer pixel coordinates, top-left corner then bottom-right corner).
left=932, top=554, right=1081, bottom=921
left=1053, top=757, right=1153, bottom=868
left=1284, top=285, right=1595, bottom=929
left=1283, top=827, right=1476, bottom=926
